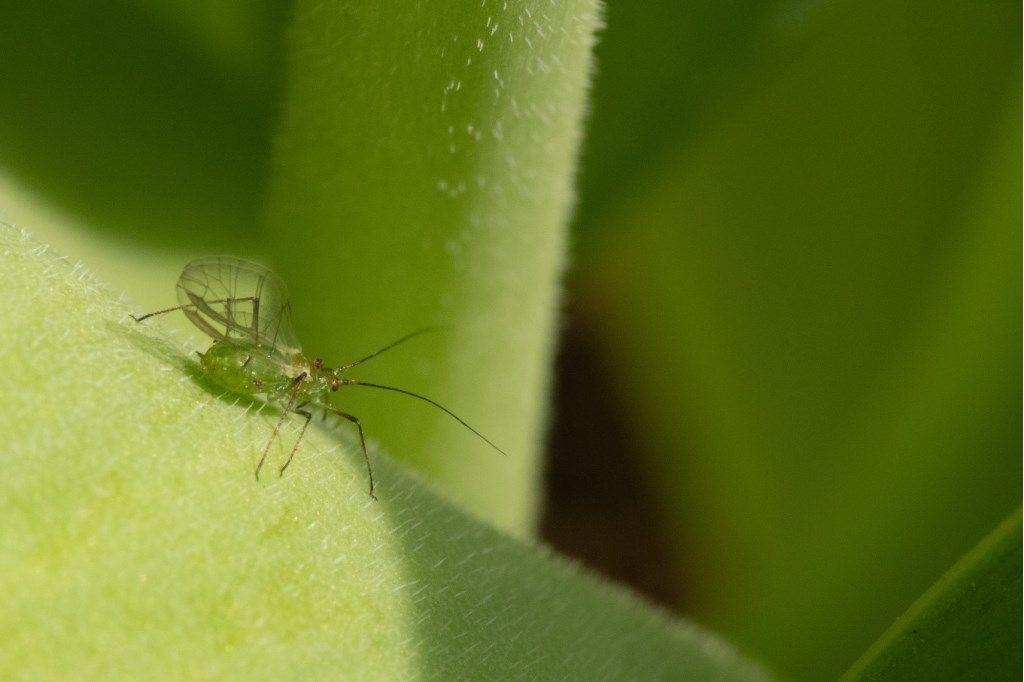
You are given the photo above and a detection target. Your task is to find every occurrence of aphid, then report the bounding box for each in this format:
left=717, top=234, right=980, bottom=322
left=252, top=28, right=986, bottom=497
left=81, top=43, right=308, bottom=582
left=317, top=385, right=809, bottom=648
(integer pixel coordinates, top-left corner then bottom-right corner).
left=132, top=256, right=506, bottom=499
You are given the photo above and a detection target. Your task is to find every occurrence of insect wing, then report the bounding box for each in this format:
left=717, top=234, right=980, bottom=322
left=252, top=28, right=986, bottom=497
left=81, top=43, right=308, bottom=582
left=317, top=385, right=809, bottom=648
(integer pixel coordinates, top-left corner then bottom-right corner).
left=176, top=256, right=302, bottom=353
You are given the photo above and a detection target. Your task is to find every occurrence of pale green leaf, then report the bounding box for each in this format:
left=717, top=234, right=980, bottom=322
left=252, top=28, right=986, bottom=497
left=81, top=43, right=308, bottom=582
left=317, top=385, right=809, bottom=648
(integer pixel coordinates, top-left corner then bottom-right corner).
left=0, top=226, right=769, bottom=681
left=265, top=0, right=603, bottom=535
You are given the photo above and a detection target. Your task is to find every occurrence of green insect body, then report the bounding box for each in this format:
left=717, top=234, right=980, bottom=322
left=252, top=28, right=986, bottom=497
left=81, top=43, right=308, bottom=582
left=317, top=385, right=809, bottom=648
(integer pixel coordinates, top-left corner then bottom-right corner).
left=132, top=256, right=507, bottom=500
left=199, top=340, right=324, bottom=403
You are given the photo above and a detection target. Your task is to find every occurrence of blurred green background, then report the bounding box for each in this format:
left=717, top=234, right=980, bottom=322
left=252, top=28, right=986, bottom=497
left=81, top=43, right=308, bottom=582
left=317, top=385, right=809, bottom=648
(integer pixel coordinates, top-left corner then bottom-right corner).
left=1, top=1, right=1019, bottom=678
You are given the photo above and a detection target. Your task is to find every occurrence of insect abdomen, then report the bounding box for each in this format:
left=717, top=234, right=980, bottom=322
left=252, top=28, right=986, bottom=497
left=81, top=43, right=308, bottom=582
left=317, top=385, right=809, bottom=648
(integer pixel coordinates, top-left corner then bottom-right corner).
left=199, top=340, right=291, bottom=397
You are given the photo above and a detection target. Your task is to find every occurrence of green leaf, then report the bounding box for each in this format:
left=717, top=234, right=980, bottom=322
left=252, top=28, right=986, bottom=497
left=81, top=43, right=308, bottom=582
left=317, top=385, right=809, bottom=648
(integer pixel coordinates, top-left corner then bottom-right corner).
left=575, top=0, right=1020, bottom=675
left=0, top=1, right=286, bottom=246
left=0, top=226, right=769, bottom=681
left=1, top=0, right=600, bottom=536
left=265, top=1, right=602, bottom=535
left=843, top=509, right=1022, bottom=680
left=574, top=0, right=787, bottom=255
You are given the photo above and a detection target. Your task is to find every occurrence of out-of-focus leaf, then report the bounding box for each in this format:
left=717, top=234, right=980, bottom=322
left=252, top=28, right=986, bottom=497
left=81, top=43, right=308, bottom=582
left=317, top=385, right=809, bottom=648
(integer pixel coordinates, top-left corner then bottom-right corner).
left=136, top=0, right=290, bottom=83
left=0, top=169, right=185, bottom=316
left=584, top=0, right=1020, bottom=676
left=574, top=0, right=785, bottom=253
left=0, top=1, right=287, bottom=247
left=843, top=510, right=1022, bottom=680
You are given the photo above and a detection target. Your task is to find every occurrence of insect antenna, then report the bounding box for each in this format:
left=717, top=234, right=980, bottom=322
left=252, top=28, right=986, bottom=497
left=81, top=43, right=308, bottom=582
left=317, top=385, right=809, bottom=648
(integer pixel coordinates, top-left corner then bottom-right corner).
left=338, top=378, right=508, bottom=457
left=335, top=326, right=446, bottom=372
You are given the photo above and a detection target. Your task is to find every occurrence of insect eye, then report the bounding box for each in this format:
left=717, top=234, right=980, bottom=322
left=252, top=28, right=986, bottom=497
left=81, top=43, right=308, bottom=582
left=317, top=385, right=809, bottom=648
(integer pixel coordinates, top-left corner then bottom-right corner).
left=314, top=357, right=324, bottom=369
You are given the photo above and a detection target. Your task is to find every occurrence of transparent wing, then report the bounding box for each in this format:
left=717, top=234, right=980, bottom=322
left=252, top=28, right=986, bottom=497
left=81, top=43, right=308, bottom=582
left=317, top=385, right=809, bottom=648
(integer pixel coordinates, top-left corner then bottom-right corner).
left=175, top=256, right=302, bottom=353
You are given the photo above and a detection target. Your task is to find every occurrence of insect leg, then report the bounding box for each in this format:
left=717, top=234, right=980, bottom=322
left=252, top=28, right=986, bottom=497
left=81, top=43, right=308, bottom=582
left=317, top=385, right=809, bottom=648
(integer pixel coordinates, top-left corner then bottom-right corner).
left=326, top=407, right=377, bottom=500
left=186, top=294, right=261, bottom=343
left=254, top=372, right=306, bottom=480
left=131, top=304, right=192, bottom=322
left=186, top=295, right=260, bottom=321
left=279, top=406, right=312, bottom=477
left=132, top=295, right=254, bottom=325
left=255, top=408, right=290, bottom=481
left=225, top=296, right=260, bottom=338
